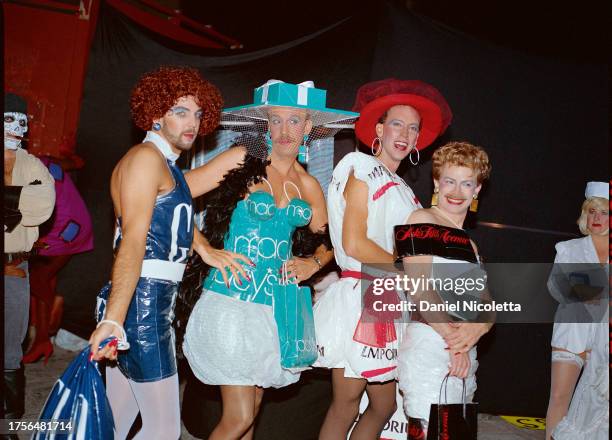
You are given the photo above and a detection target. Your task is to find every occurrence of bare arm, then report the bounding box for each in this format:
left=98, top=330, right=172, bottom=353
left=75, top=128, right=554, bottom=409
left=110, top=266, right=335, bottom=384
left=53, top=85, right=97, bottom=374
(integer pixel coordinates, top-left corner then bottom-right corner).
left=185, top=146, right=246, bottom=198
left=444, top=240, right=494, bottom=352
left=402, top=210, right=492, bottom=352
left=192, top=226, right=253, bottom=286
left=89, top=148, right=162, bottom=359
left=305, top=174, right=334, bottom=268
left=342, top=172, right=394, bottom=264
left=285, top=174, right=333, bottom=283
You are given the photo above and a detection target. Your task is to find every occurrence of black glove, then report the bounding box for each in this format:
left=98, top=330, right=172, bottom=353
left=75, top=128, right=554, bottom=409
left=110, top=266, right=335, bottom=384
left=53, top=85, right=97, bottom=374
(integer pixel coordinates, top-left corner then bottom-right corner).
left=4, top=186, right=23, bottom=233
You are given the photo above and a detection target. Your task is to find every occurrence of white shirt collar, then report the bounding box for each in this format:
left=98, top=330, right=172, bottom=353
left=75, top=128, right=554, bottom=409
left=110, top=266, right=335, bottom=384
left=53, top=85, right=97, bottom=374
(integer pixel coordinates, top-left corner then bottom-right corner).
left=143, top=131, right=180, bottom=163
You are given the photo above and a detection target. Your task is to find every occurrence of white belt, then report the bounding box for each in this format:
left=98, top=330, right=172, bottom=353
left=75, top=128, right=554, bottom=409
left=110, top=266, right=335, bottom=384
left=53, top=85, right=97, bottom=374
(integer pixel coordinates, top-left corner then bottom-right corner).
left=140, top=259, right=186, bottom=282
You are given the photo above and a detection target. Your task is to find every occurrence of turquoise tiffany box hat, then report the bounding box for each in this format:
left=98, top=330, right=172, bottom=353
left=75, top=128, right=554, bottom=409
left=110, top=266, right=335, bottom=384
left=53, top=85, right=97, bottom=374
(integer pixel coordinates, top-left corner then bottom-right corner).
left=223, top=80, right=358, bottom=127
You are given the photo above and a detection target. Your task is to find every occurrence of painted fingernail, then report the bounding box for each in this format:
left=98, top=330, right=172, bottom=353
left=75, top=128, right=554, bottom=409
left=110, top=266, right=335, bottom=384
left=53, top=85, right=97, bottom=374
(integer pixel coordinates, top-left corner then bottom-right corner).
left=89, top=352, right=94, bottom=361
left=238, top=279, right=243, bottom=286
left=246, top=275, right=252, bottom=282
left=249, top=260, right=256, bottom=267
left=226, top=282, right=230, bottom=288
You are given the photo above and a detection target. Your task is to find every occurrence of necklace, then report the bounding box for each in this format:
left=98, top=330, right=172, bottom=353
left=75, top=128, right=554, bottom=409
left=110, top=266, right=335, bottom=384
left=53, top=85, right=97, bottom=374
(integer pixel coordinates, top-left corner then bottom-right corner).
left=432, top=206, right=464, bottom=230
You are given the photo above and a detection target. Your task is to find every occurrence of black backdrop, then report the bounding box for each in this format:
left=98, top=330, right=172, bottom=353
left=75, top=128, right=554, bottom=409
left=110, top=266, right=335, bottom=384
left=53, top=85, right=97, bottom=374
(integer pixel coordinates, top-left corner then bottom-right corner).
left=60, top=0, right=608, bottom=420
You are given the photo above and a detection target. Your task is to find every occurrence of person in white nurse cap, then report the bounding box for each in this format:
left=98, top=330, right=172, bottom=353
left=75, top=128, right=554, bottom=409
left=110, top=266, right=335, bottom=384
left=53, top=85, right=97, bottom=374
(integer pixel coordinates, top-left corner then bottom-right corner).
left=545, top=180, right=609, bottom=440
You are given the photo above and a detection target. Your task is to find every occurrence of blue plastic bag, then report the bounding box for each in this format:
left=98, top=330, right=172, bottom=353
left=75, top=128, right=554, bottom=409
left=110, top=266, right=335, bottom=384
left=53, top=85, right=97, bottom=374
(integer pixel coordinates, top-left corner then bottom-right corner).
left=273, top=284, right=318, bottom=369
left=33, top=338, right=115, bottom=439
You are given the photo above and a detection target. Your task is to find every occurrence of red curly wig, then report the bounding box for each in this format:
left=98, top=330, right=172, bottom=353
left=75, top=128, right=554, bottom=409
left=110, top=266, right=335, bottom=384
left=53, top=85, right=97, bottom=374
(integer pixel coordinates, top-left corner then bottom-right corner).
left=130, top=66, right=223, bottom=136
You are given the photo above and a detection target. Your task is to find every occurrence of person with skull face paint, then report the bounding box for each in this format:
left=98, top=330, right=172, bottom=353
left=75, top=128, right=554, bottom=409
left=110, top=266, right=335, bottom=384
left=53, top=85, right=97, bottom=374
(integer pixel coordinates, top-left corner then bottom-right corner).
left=3, top=92, right=55, bottom=431
left=87, top=66, right=223, bottom=439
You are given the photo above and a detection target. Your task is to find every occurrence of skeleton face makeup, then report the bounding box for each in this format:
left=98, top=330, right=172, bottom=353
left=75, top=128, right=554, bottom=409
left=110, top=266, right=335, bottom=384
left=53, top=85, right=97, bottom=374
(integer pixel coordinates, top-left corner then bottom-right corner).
left=4, top=112, right=28, bottom=150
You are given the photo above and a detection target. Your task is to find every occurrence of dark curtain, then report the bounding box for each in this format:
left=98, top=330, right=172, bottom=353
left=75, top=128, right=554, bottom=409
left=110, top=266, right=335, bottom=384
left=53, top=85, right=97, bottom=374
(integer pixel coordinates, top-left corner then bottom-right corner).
left=62, top=0, right=376, bottom=335
left=60, top=0, right=607, bottom=421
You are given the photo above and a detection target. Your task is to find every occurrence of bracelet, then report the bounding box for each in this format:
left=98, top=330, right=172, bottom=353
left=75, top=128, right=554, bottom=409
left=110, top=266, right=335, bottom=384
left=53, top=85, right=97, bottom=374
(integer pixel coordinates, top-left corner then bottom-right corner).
left=312, top=256, right=322, bottom=269
left=97, top=319, right=130, bottom=350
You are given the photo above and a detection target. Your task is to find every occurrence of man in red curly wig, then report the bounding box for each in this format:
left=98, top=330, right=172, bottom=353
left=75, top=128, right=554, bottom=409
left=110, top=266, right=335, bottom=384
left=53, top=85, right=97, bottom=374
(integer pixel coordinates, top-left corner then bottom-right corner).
left=87, top=66, right=222, bottom=439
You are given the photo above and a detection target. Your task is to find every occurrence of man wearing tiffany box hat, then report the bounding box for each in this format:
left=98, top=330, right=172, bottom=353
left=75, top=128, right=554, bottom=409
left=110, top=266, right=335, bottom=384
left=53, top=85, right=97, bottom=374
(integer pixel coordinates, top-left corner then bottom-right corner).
left=181, top=79, right=357, bottom=439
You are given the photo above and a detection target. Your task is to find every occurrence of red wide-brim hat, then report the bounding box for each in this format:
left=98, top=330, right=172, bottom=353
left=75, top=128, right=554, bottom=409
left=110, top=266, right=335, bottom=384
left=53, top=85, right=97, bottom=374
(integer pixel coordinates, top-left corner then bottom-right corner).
left=353, top=79, right=452, bottom=150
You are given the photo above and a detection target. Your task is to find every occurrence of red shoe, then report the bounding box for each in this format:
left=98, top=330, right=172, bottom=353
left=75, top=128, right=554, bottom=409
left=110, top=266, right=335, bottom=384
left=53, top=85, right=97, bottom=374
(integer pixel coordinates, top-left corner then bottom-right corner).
left=22, top=340, right=53, bottom=365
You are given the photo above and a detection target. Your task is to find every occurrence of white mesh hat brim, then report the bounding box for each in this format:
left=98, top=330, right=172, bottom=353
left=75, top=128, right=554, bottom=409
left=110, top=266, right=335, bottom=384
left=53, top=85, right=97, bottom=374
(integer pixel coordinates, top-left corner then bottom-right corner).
left=219, top=108, right=357, bottom=161
left=221, top=104, right=358, bottom=127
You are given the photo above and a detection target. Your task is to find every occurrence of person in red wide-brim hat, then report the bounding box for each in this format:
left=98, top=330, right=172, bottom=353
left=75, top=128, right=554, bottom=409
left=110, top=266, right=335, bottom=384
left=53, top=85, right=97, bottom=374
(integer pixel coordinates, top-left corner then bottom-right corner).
left=354, top=78, right=452, bottom=153
left=313, top=79, right=452, bottom=439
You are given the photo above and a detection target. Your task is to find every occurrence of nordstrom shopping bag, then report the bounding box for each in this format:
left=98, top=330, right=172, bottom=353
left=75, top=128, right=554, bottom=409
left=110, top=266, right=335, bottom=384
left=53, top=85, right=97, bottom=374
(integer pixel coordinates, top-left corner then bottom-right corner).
left=33, top=338, right=116, bottom=439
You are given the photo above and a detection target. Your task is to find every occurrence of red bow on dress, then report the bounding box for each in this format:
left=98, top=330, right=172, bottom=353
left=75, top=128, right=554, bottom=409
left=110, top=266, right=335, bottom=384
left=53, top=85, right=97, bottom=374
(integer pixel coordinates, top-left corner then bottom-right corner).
left=341, top=271, right=402, bottom=348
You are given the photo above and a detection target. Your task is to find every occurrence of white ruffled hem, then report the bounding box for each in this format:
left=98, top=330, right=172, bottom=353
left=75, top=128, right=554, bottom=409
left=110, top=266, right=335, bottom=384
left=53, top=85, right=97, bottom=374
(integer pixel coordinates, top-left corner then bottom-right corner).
left=551, top=322, right=597, bottom=354
left=183, top=291, right=300, bottom=389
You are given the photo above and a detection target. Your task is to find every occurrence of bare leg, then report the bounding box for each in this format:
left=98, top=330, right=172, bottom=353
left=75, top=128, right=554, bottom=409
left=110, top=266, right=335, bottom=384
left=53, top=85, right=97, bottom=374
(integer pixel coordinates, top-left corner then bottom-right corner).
left=319, top=369, right=367, bottom=440
left=239, top=386, right=265, bottom=440
left=350, top=380, right=397, bottom=439
left=209, top=385, right=260, bottom=440
left=545, top=349, right=585, bottom=440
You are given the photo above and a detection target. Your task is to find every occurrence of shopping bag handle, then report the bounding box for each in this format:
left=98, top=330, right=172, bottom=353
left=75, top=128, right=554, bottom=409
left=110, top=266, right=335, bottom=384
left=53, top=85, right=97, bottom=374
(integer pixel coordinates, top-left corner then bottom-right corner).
left=87, top=337, right=120, bottom=363
left=96, top=337, right=118, bottom=351
left=97, top=319, right=130, bottom=350
left=438, top=373, right=467, bottom=416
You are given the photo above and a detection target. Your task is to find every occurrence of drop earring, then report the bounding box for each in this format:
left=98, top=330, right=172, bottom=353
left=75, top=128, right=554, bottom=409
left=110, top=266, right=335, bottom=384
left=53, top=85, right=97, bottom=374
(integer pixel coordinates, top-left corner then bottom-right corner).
left=265, top=131, right=272, bottom=155
left=298, top=134, right=309, bottom=164
left=469, top=194, right=479, bottom=212
left=431, top=187, right=439, bottom=206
